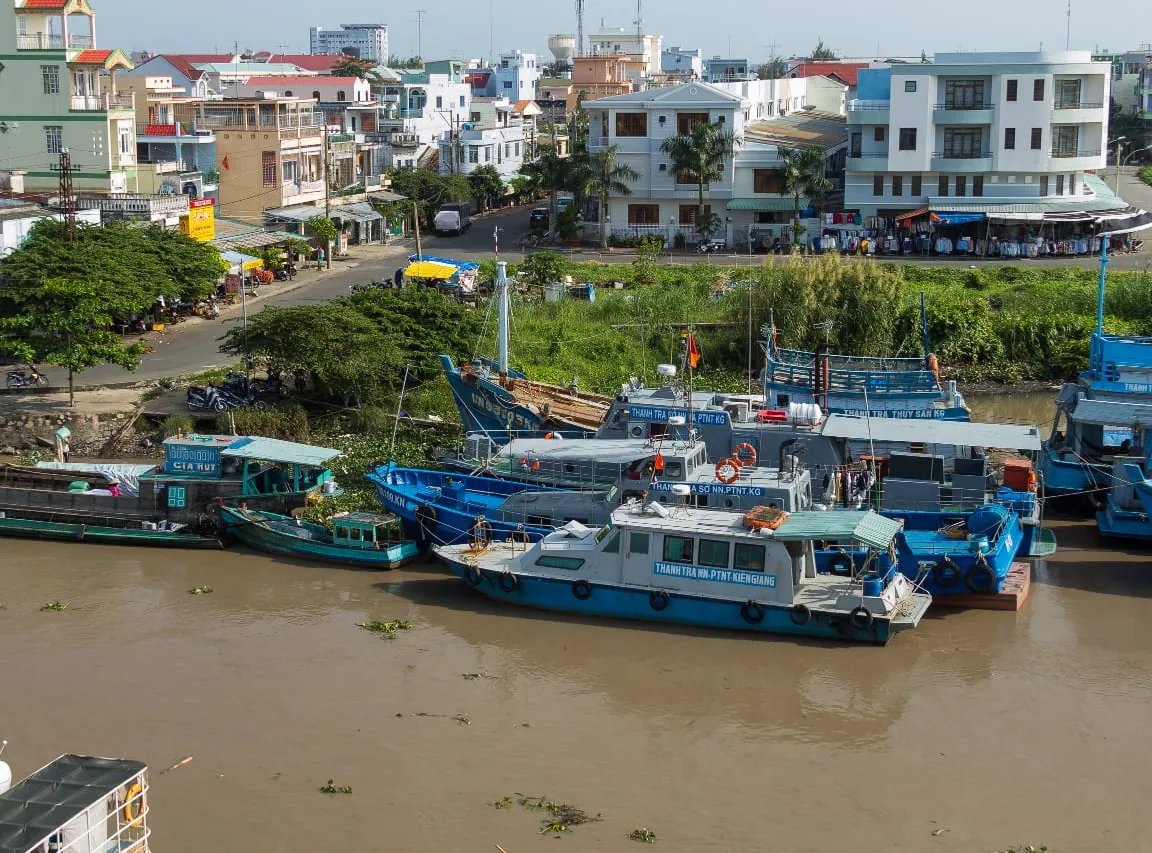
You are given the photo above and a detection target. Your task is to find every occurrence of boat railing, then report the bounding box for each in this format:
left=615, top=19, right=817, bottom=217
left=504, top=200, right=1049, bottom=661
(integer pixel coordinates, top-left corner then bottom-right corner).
left=767, top=346, right=929, bottom=372
left=29, top=766, right=151, bottom=853
left=765, top=359, right=941, bottom=394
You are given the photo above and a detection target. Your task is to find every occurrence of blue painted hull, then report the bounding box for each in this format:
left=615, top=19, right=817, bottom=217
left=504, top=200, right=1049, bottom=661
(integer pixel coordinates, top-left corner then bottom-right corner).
left=1038, top=445, right=1109, bottom=496
left=1097, top=472, right=1152, bottom=541
left=437, top=556, right=898, bottom=644
left=367, top=463, right=554, bottom=546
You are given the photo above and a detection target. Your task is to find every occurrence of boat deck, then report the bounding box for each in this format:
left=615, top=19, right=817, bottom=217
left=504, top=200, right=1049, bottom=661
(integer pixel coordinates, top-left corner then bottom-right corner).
left=901, top=528, right=989, bottom=557
left=930, top=561, right=1032, bottom=611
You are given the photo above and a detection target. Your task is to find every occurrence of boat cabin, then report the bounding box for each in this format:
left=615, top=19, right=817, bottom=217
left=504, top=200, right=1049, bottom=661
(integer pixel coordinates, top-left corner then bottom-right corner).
left=331, top=511, right=405, bottom=549
left=0, top=754, right=150, bottom=853
left=1081, top=331, right=1152, bottom=398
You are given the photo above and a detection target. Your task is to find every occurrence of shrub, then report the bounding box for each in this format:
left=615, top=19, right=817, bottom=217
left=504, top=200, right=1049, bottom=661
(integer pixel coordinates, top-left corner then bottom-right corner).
left=160, top=415, right=194, bottom=438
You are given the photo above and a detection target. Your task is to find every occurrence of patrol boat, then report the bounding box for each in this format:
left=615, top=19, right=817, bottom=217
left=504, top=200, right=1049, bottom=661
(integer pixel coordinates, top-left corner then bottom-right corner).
left=433, top=499, right=932, bottom=645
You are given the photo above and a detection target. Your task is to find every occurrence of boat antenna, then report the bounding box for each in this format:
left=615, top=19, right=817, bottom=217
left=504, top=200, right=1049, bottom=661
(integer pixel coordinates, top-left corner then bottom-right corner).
left=1095, top=234, right=1109, bottom=338
left=388, top=365, right=411, bottom=463
left=497, top=261, right=510, bottom=377
left=920, top=291, right=931, bottom=368
left=862, top=385, right=877, bottom=507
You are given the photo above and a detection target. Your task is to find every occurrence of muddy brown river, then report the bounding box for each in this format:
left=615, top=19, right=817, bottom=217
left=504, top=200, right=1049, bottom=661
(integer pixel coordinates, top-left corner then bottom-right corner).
left=3, top=391, right=1151, bottom=852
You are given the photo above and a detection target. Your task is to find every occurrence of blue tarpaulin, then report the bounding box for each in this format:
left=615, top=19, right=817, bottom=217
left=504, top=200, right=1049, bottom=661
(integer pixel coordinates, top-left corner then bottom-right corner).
left=932, top=212, right=986, bottom=226
left=407, top=254, right=480, bottom=271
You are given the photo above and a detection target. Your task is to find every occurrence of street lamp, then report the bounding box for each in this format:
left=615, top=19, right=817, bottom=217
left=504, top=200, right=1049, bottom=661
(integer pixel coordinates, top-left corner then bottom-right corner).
left=1112, top=136, right=1128, bottom=194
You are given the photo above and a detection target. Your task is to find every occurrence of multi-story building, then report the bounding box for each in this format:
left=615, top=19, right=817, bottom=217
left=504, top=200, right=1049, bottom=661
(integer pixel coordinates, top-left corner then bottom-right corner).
left=567, top=56, right=634, bottom=113
left=660, top=46, right=703, bottom=80
left=378, top=60, right=471, bottom=169
left=588, top=27, right=662, bottom=79
left=845, top=52, right=1118, bottom=219
left=493, top=50, right=540, bottom=101
left=1091, top=48, right=1152, bottom=116
left=172, top=97, right=326, bottom=222
left=120, top=55, right=211, bottom=98
left=309, top=24, right=388, bottom=63
left=704, top=58, right=755, bottom=84
left=440, top=97, right=527, bottom=179
left=0, top=0, right=137, bottom=194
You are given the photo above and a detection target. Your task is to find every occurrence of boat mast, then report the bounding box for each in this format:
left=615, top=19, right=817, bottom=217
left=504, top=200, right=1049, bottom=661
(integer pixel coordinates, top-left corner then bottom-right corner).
left=1095, top=234, right=1109, bottom=338
left=920, top=291, right=930, bottom=368
left=497, top=261, right=510, bottom=376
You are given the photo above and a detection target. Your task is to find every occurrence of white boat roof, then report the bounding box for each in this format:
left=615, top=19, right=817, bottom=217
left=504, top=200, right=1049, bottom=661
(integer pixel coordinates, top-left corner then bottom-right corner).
left=501, top=438, right=659, bottom=464
left=819, top=414, right=1042, bottom=451
left=1069, top=398, right=1152, bottom=427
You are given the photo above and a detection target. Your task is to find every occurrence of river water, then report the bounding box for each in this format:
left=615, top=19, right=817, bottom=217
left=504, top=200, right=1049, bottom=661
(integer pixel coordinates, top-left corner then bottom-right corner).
left=4, top=390, right=1151, bottom=852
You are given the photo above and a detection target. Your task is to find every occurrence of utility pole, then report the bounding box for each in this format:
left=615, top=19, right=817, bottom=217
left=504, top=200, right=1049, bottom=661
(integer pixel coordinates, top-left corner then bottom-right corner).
left=489, top=0, right=494, bottom=66
left=412, top=199, right=423, bottom=260
left=54, top=149, right=76, bottom=242
left=322, top=124, right=333, bottom=268
left=1066, top=0, right=1072, bottom=50
left=415, top=10, right=426, bottom=58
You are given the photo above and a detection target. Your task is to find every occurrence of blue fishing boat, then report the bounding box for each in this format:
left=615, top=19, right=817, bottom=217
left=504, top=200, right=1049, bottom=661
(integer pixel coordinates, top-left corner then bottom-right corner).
left=218, top=505, right=420, bottom=568
left=1041, top=235, right=1152, bottom=502
left=367, top=462, right=616, bottom=546
left=432, top=502, right=932, bottom=645
left=761, top=295, right=969, bottom=421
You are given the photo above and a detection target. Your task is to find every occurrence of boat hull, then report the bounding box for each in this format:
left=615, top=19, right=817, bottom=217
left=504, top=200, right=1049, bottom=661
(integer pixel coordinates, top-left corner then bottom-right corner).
left=220, top=508, right=420, bottom=568
left=437, top=554, right=910, bottom=645
left=0, top=515, right=221, bottom=548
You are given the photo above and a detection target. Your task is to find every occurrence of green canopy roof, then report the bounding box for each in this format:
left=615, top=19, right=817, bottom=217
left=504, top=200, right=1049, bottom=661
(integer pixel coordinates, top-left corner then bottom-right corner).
left=774, top=511, right=902, bottom=549
left=726, top=198, right=805, bottom=212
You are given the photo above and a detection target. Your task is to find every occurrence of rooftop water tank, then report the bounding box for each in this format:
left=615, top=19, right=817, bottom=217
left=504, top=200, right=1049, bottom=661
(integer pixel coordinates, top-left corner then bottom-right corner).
left=548, top=34, right=576, bottom=63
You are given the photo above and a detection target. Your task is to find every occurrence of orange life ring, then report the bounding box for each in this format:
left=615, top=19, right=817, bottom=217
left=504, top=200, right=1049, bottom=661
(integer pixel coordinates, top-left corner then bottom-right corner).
left=732, top=442, right=757, bottom=467
left=530, top=460, right=541, bottom=472
left=715, top=457, right=741, bottom=484
left=124, top=782, right=146, bottom=828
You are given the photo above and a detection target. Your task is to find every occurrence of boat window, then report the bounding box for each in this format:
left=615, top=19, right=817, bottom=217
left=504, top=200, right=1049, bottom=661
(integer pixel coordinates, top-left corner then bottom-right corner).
left=698, top=538, right=730, bottom=568
left=734, top=542, right=766, bottom=571
left=664, top=460, right=684, bottom=479
left=564, top=463, right=575, bottom=473
left=350, top=527, right=362, bottom=541
left=602, top=531, right=620, bottom=553
left=776, top=394, right=790, bottom=407
left=629, top=531, right=650, bottom=554
left=334, top=525, right=347, bottom=539
left=662, top=535, right=694, bottom=564
left=536, top=555, right=585, bottom=571
left=527, top=515, right=550, bottom=526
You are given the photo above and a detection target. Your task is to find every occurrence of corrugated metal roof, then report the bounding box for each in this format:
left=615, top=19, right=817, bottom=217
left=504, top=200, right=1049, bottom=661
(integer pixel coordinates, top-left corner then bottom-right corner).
left=263, top=204, right=323, bottom=223
left=222, top=437, right=341, bottom=467
left=334, top=202, right=382, bottom=223
left=774, top=510, right=902, bottom=549
left=744, top=111, right=848, bottom=150
left=820, top=414, right=1043, bottom=451
left=727, top=198, right=804, bottom=211
left=1070, top=399, right=1152, bottom=427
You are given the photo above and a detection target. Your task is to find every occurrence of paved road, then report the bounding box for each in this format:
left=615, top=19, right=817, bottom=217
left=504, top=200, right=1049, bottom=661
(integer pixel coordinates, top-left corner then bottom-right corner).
left=26, top=170, right=1152, bottom=388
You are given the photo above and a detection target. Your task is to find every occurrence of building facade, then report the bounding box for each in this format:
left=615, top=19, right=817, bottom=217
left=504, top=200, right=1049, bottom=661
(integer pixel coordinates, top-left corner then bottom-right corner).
left=379, top=60, right=471, bottom=169
left=440, top=97, right=527, bottom=179
left=0, top=0, right=137, bottom=194
left=309, top=24, right=388, bottom=62
left=845, top=52, right=1114, bottom=219
left=493, top=50, right=540, bottom=101
left=661, top=46, right=703, bottom=80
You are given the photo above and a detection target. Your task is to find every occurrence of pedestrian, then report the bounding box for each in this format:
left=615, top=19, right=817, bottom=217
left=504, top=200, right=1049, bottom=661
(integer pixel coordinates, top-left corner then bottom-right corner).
left=393, top=266, right=404, bottom=288
left=54, top=426, right=71, bottom=463
left=107, top=478, right=122, bottom=498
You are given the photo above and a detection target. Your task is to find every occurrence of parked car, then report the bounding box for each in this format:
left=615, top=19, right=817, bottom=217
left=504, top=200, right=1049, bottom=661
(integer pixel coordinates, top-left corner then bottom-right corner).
left=434, top=202, right=472, bottom=236
left=529, top=207, right=549, bottom=230
left=556, top=196, right=575, bottom=214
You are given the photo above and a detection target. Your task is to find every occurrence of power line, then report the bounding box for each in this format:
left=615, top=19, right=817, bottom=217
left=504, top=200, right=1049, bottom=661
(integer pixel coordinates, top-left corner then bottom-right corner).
left=414, top=9, right=427, bottom=58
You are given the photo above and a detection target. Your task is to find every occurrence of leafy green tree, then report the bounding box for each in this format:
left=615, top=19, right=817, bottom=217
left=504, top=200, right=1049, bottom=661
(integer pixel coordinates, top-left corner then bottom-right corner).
left=467, top=165, right=505, bottom=211
left=387, top=55, right=423, bottom=69
left=659, top=120, right=738, bottom=241
left=331, top=55, right=384, bottom=85
left=389, top=168, right=472, bottom=227
left=517, top=252, right=566, bottom=287
left=809, top=40, right=836, bottom=60
left=757, top=58, right=788, bottom=79
left=519, top=142, right=575, bottom=237
left=583, top=145, right=640, bottom=248
left=307, top=215, right=337, bottom=269
left=778, top=146, right=832, bottom=248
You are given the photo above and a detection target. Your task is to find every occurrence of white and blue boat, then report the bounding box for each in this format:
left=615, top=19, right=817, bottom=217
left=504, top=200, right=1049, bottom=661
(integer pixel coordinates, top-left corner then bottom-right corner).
left=1095, top=447, right=1152, bottom=539
left=367, top=462, right=616, bottom=546
left=433, top=501, right=932, bottom=645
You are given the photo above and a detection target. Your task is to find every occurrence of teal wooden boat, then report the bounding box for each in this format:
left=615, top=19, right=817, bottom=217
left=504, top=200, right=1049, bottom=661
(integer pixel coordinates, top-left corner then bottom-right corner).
left=0, top=513, right=222, bottom=548
left=219, top=505, right=420, bottom=568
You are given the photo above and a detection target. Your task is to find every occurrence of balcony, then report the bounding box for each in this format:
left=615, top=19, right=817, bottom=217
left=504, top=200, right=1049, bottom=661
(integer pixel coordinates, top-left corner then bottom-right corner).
left=846, top=99, right=890, bottom=124
left=137, top=122, right=216, bottom=141
left=390, top=132, right=421, bottom=148
left=1050, top=147, right=1103, bottom=169
left=16, top=32, right=92, bottom=50
left=931, top=149, right=993, bottom=172
left=400, top=108, right=425, bottom=119
left=1051, top=101, right=1106, bottom=123
left=587, top=135, right=608, bottom=151
left=847, top=146, right=889, bottom=171
left=300, top=179, right=325, bottom=195
left=70, top=92, right=135, bottom=112
left=932, top=102, right=995, bottom=124
left=76, top=192, right=189, bottom=219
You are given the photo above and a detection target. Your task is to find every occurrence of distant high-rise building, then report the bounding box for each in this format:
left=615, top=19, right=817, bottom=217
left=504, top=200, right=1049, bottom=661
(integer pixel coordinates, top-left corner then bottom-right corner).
left=309, top=24, right=388, bottom=62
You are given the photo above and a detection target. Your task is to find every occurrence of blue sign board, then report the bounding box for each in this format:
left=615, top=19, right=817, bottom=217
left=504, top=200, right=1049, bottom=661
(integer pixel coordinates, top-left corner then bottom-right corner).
left=649, top=481, right=767, bottom=497
left=164, top=442, right=221, bottom=475
left=628, top=406, right=729, bottom=427
left=654, top=560, right=776, bottom=588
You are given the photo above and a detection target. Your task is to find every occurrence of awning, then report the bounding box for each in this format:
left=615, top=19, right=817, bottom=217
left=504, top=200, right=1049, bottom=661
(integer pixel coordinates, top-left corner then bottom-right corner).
left=894, top=206, right=929, bottom=221
left=774, top=511, right=903, bottom=549
left=220, top=250, right=262, bottom=271
left=404, top=260, right=459, bottom=280
left=987, top=212, right=1045, bottom=223
left=820, top=413, right=1042, bottom=451
left=333, top=202, right=383, bottom=224
left=930, top=211, right=986, bottom=226
left=222, top=436, right=341, bottom=467
left=1099, top=210, right=1152, bottom=237
left=726, top=198, right=803, bottom=212
left=369, top=190, right=407, bottom=203
left=263, top=205, right=324, bottom=223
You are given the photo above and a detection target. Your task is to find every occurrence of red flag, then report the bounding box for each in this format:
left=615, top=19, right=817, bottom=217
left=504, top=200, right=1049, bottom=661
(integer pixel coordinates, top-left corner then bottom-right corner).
left=222, top=155, right=230, bottom=171
left=687, top=333, right=701, bottom=369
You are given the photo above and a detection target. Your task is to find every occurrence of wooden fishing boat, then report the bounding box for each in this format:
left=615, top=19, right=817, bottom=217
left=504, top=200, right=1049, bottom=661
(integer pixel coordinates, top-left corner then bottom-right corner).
left=0, top=509, right=221, bottom=548
left=218, top=505, right=420, bottom=568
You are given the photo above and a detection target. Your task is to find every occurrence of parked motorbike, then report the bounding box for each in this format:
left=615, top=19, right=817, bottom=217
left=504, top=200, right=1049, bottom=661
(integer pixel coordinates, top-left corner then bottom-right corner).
left=6, top=364, right=48, bottom=390
left=215, top=384, right=267, bottom=410
left=194, top=298, right=220, bottom=319
left=696, top=240, right=726, bottom=254
left=187, top=384, right=227, bottom=412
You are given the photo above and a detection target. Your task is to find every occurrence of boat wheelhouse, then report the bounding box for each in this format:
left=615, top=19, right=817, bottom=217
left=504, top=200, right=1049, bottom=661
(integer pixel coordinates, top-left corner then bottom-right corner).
left=433, top=502, right=931, bottom=644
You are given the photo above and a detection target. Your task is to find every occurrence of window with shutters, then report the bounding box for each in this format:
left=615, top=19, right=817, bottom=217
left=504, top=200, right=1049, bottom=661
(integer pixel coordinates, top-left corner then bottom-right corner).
left=1004, top=127, right=1016, bottom=149
left=938, top=176, right=949, bottom=196
left=262, top=151, right=276, bottom=187
left=892, top=175, right=903, bottom=196
left=753, top=169, right=783, bottom=193
left=911, top=175, right=921, bottom=196
left=1030, top=128, right=1042, bottom=150
left=615, top=112, right=647, bottom=137
left=1006, top=79, right=1018, bottom=101
left=627, top=203, right=660, bottom=225
left=676, top=112, right=709, bottom=134
left=973, top=176, right=984, bottom=197
left=873, top=174, right=884, bottom=196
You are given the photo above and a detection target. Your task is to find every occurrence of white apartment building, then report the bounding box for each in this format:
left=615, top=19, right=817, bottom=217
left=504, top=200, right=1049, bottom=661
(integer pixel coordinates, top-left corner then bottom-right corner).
left=493, top=50, right=540, bottom=100
left=0, top=0, right=137, bottom=194
left=309, top=24, right=388, bottom=62
left=661, top=46, right=703, bottom=79
left=845, top=51, right=1118, bottom=219
left=588, top=27, right=662, bottom=79
left=380, top=60, right=471, bottom=169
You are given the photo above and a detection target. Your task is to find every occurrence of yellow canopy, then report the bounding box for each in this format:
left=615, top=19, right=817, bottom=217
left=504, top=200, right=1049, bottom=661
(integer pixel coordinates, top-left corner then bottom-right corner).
left=405, top=260, right=458, bottom=280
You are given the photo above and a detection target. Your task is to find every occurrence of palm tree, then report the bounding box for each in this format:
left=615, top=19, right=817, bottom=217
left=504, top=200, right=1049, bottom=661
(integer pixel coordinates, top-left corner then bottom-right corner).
left=778, top=146, right=832, bottom=249
left=660, top=120, right=738, bottom=241
left=519, top=142, right=572, bottom=237
left=583, top=146, right=639, bottom=248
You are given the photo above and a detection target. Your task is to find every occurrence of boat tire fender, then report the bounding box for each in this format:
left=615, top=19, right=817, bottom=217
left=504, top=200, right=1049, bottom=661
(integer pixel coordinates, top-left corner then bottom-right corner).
left=464, top=564, right=483, bottom=587
left=572, top=579, right=592, bottom=600
left=849, top=606, right=874, bottom=632
left=497, top=571, right=519, bottom=593
left=649, top=590, right=670, bottom=611
left=964, top=561, right=996, bottom=594
left=790, top=603, right=812, bottom=625
left=740, top=600, right=765, bottom=624
left=416, top=504, right=439, bottom=532
left=828, top=550, right=854, bottom=576
left=932, top=557, right=962, bottom=588
left=470, top=517, right=494, bottom=548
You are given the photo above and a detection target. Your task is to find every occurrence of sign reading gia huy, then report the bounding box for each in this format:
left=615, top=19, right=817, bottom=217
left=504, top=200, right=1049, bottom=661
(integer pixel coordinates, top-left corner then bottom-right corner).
left=654, top=561, right=776, bottom=588
left=627, top=406, right=729, bottom=426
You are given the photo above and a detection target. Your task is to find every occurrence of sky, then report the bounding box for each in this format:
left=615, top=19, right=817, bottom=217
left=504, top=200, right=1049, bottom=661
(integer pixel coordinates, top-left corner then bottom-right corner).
left=98, top=0, right=1150, bottom=63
